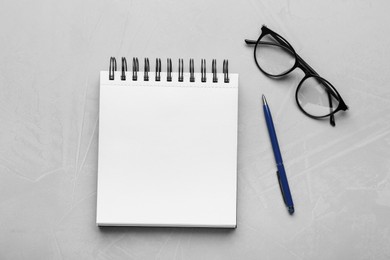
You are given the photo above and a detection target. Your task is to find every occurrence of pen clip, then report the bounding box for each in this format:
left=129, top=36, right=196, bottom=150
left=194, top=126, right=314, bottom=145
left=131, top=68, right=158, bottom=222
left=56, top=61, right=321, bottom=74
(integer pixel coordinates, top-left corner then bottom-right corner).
left=277, top=171, right=287, bottom=205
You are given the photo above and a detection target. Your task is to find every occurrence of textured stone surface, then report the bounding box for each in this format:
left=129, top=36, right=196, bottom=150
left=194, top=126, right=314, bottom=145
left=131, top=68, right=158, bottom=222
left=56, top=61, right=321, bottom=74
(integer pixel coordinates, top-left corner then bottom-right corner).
left=1, top=0, right=390, bottom=259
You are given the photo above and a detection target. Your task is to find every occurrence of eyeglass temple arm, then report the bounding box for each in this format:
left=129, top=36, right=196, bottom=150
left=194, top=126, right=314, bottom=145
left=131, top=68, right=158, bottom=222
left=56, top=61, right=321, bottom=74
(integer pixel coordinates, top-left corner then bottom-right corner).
left=246, top=39, right=336, bottom=126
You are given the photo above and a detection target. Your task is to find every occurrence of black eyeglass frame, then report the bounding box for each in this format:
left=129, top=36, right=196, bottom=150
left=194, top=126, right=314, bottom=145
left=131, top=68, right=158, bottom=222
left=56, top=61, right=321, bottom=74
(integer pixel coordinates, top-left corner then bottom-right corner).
left=245, top=25, right=348, bottom=126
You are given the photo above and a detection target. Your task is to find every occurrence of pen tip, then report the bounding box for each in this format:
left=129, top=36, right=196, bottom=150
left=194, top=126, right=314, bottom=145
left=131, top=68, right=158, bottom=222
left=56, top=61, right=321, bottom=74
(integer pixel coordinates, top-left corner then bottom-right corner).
left=288, top=206, right=294, bottom=215
left=262, top=94, right=267, bottom=105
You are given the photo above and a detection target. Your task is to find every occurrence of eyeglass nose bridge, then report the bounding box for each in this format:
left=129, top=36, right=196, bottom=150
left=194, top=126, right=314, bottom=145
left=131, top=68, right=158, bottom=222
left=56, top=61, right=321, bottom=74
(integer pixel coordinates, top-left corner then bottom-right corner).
left=296, top=62, right=314, bottom=76
left=294, top=55, right=320, bottom=78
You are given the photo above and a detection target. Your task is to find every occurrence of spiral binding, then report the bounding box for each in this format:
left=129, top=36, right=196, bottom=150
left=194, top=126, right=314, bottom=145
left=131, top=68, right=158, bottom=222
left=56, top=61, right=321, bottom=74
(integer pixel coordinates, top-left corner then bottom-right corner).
left=132, top=58, right=139, bottom=81
left=223, top=60, right=229, bottom=83
left=201, top=59, right=206, bottom=82
left=144, top=58, right=149, bottom=81
left=155, top=58, right=161, bottom=81
left=109, top=57, right=117, bottom=80
left=167, top=58, right=172, bottom=82
left=178, top=59, right=184, bottom=82
left=109, top=57, right=229, bottom=83
left=212, top=59, right=217, bottom=83
left=189, top=59, right=195, bottom=82
left=121, top=57, right=127, bottom=80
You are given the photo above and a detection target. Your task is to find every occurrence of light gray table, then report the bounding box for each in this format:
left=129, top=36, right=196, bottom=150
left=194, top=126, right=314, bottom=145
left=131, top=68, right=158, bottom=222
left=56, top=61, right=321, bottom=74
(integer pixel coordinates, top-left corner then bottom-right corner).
left=1, top=0, right=390, bottom=259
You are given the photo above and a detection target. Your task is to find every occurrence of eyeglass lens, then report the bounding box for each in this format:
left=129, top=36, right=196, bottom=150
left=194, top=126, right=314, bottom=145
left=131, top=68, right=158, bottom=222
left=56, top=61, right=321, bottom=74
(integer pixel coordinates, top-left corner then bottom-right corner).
left=255, top=34, right=296, bottom=76
left=297, top=77, right=340, bottom=117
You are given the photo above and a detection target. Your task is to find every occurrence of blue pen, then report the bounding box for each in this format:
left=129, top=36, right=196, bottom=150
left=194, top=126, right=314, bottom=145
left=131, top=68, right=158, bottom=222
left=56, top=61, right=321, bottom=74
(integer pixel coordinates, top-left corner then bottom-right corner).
left=262, top=95, right=294, bottom=215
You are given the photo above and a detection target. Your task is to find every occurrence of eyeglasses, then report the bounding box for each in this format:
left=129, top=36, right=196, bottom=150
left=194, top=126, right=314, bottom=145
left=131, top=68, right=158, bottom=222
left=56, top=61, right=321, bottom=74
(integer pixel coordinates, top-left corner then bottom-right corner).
left=245, top=25, right=348, bottom=126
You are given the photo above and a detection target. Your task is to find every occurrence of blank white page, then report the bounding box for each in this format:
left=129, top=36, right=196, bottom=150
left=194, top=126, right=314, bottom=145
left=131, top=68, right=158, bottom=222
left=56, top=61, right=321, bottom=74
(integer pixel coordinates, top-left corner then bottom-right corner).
left=97, top=71, right=238, bottom=228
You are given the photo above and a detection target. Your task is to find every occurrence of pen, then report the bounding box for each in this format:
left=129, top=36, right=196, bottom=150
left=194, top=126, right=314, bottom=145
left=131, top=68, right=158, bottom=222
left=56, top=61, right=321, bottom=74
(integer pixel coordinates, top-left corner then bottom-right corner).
left=262, top=95, right=294, bottom=215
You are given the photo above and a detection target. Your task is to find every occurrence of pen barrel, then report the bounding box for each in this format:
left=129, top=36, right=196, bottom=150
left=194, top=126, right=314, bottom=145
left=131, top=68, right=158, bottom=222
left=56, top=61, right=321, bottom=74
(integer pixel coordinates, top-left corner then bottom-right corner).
left=263, top=103, right=294, bottom=209
left=276, top=164, right=294, bottom=207
left=263, top=105, right=283, bottom=164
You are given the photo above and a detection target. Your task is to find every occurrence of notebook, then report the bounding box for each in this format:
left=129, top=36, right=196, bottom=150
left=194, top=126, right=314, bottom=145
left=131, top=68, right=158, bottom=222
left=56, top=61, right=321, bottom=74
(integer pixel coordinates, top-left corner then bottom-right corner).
left=96, top=57, right=238, bottom=228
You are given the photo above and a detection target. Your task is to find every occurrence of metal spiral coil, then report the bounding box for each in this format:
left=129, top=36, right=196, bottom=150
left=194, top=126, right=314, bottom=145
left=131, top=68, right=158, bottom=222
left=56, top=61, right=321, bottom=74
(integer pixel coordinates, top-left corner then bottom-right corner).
left=109, top=57, right=117, bottom=80
left=212, top=59, right=217, bottom=83
left=109, top=57, right=230, bottom=83
left=132, top=57, right=139, bottom=81
left=167, top=58, right=172, bottom=82
left=144, top=58, right=149, bottom=81
left=189, top=59, right=195, bottom=82
left=155, top=58, right=161, bottom=81
left=121, top=57, right=127, bottom=81
left=201, top=59, right=206, bottom=82
left=178, top=59, right=184, bottom=82
left=223, top=59, right=229, bottom=83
